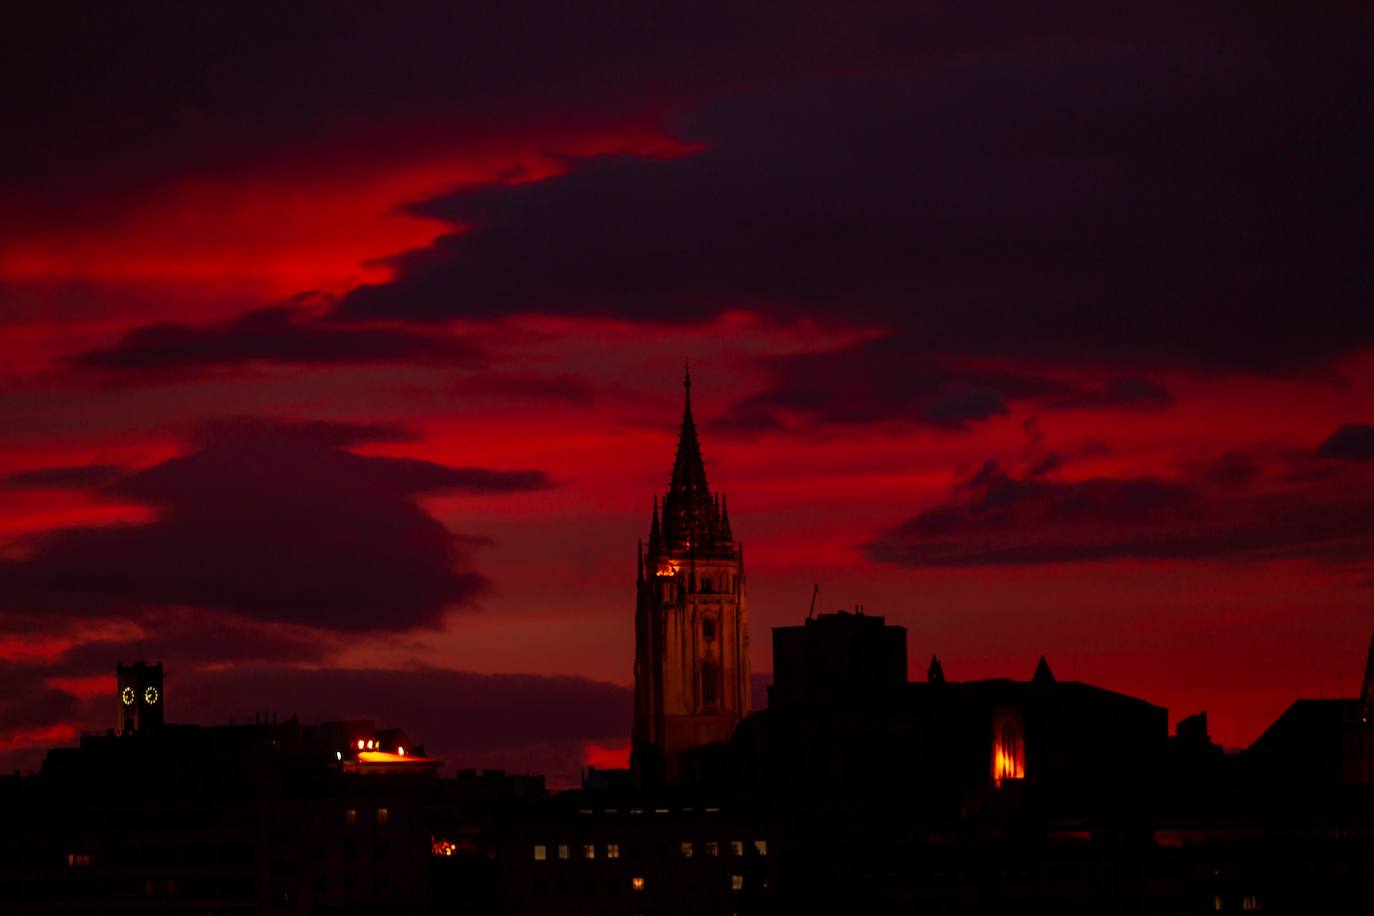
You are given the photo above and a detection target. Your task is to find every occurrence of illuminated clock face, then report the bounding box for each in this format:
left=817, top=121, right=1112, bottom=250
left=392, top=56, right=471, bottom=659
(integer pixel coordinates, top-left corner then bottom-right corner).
left=144, top=686, right=159, bottom=704
left=121, top=687, right=135, bottom=706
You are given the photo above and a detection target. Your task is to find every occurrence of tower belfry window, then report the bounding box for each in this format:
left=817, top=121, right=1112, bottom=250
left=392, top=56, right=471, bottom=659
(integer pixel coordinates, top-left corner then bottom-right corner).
left=702, top=617, right=716, bottom=641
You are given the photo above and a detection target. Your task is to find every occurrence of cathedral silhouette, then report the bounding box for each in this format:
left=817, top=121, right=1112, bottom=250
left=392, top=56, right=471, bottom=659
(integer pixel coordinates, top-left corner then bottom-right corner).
left=633, top=367, right=751, bottom=783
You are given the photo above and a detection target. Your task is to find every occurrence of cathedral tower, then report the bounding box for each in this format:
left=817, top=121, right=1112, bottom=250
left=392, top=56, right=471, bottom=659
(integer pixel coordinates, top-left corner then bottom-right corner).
left=632, top=369, right=750, bottom=783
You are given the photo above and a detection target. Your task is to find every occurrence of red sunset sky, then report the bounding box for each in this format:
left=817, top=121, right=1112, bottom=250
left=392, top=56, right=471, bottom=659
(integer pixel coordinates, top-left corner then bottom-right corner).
left=2, top=2, right=1371, bottom=785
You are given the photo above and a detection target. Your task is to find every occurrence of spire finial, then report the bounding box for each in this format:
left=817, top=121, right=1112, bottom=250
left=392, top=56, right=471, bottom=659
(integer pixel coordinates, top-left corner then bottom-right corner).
left=1360, top=611, right=1374, bottom=723
left=684, top=359, right=692, bottom=390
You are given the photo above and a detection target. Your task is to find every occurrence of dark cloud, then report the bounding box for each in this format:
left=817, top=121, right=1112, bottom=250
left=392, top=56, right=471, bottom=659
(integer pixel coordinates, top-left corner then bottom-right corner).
left=73, top=303, right=481, bottom=378
left=42, top=614, right=336, bottom=678
left=864, top=449, right=1374, bottom=568
left=1051, top=378, right=1173, bottom=412
left=1, top=463, right=124, bottom=490
left=721, top=337, right=1169, bottom=431
left=0, top=666, right=83, bottom=736
left=0, top=418, right=554, bottom=631
left=1319, top=423, right=1374, bottom=462
left=337, top=9, right=1372, bottom=374
left=1, top=0, right=994, bottom=232
left=449, top=372, right=599, bottom=403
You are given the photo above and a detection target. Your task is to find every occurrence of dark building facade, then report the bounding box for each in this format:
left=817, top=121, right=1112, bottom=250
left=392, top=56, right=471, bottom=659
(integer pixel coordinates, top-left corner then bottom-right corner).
left=770, top=609, right=907, bottom=705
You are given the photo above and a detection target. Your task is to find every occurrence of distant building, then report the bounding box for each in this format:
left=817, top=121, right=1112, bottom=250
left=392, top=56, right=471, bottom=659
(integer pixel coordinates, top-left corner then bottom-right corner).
left=738, top=628, right=1169, bottom=808
left=633, top=368, right=751, bottom=784
left=770, top=609, right=907, bottom=705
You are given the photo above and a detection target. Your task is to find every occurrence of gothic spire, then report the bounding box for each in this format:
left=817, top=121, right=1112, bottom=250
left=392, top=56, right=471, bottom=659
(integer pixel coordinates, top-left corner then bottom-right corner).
left=664, top=363, right=713, bottom=544
left=928, top=654, right=945, bottom=683
left=1032, top=654, right=1055, bottom=685
left=720, top=493, right=733, bottom=541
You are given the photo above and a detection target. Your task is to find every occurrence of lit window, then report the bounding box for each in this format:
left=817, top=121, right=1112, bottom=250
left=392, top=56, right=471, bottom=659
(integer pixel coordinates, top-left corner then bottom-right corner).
left=431, top=839, right=457, bottom=857
left=753, top=839, right=768, bottom=856
left=344, top=809, right=357, bottom=825
left=66, top=853, right=91, bottom=867
left=1213, top=896, right=1223, bottom=912
left=705, top=841, right=719, bottom=857
left=731, top=875, right=744, bottom=891
left=357, top=739, right=365, bottom=750
left=680, top=841, right=694, bottom=858
left=376, top=808, right=388, bottom=825
left=730, top=840, right=744, bottom=856
left=583, top=844, right=596, bottom=860
left=533, top=845, right=547, bottom=861
left=992, top=711, right=1025, bottom=787
left=558, top=844, right=570, bottom=860
left=607, top=843, right=620, bottom=859
left=397, top=746, right=405, bottom=755
left=631, top=876, right=645, bottom=892
left=335, top=751, right=342, bottom=760
left=1242, top=896, right=1260, bottom=912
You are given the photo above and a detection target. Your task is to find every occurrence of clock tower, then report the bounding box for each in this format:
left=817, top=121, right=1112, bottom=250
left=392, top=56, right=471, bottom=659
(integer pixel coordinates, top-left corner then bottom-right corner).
left=116, top=661, right=164, bottom=736
left=632, top=369, right=751, bottom=783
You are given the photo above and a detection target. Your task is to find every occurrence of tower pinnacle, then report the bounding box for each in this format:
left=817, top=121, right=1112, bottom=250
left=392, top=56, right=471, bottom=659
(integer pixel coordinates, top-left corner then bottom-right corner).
left=664, top=363, right=712, bottom=545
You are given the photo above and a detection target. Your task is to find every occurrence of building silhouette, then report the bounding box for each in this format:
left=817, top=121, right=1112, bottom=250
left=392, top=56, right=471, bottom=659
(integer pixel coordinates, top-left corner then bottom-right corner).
left=6, top=374, right=1374, bottom=913
left=632, top=366, right=751, bottom=784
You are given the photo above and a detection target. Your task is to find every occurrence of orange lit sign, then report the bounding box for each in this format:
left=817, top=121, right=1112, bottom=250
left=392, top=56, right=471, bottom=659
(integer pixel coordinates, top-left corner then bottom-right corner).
left=357, top=750, right=432, bottom=764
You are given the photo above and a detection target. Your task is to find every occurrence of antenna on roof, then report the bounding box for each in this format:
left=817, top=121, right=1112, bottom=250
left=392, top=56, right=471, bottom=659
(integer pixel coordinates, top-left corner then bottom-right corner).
left=808, top=584, right=820, bottom=619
